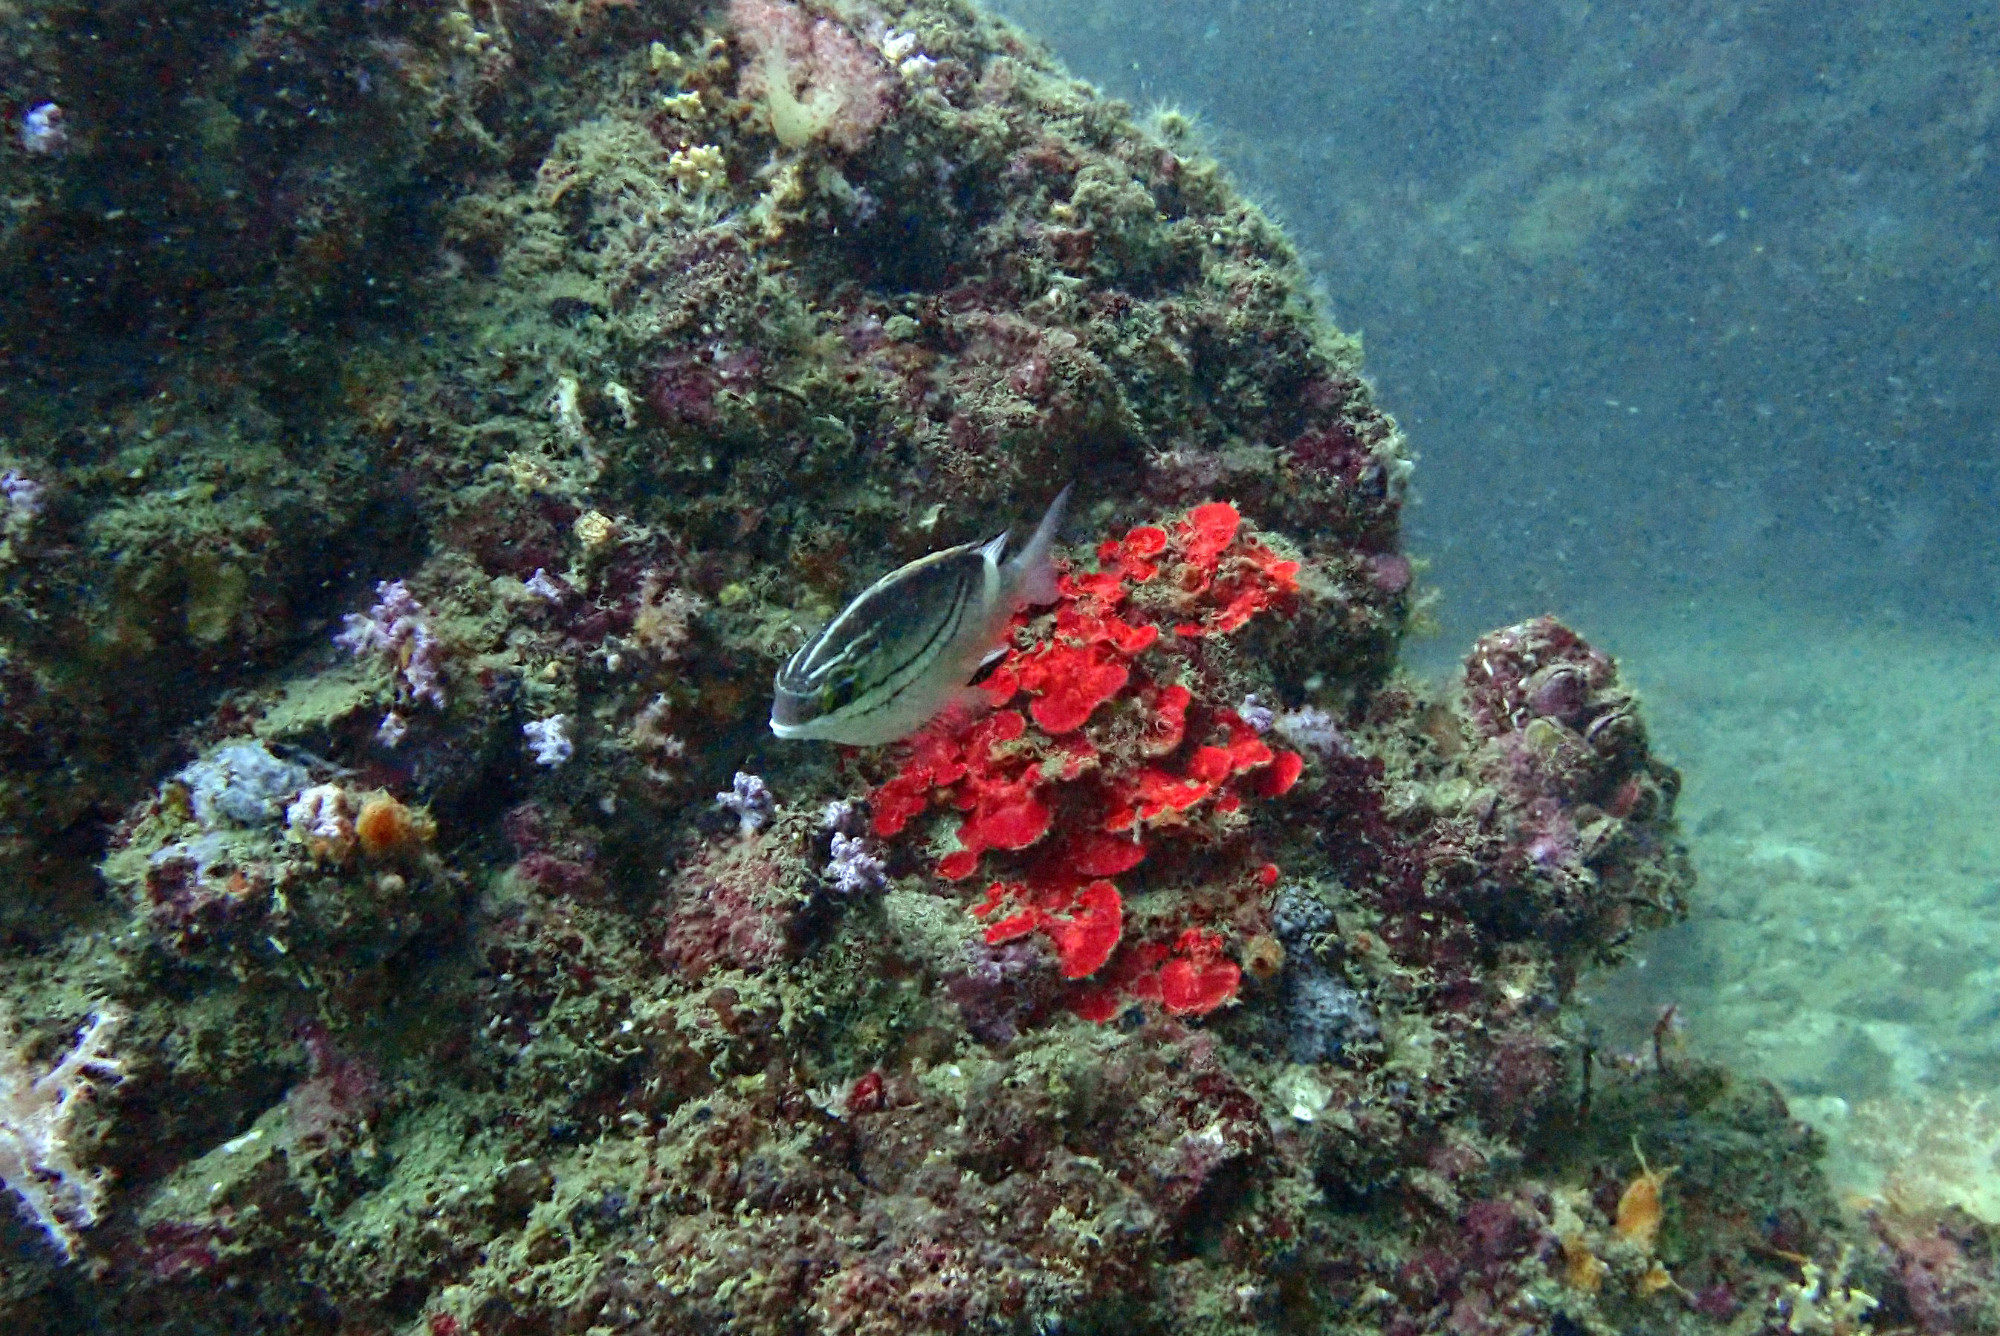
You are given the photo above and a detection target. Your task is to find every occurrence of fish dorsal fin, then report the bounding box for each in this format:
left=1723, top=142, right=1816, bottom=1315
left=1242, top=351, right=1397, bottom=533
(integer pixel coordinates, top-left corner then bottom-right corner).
left=1007, top=483, right=1071, bottom=608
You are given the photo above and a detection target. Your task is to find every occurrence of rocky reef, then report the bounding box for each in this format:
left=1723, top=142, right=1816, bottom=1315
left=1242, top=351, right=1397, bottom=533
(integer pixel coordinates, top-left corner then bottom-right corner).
left=0, top=0, right=1984, bottom=1332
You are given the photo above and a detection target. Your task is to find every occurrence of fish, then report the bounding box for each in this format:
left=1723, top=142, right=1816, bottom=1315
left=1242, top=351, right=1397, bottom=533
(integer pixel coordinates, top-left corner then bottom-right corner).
left=771, top=486, right=1071, bottom=745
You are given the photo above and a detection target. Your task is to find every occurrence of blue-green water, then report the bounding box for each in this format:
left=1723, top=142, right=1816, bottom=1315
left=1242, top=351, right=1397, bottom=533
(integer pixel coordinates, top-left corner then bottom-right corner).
left=999, top=0, right=2000, bottom=638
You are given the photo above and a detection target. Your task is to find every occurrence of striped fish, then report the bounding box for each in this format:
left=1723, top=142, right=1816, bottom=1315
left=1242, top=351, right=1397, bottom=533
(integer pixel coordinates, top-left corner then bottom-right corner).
left=771, top=487, right=1071, bottom=745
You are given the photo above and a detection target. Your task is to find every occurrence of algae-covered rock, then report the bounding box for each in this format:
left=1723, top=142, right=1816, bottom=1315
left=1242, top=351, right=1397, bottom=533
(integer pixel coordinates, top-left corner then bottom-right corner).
left=0, top=0, right=1942, bottom=1333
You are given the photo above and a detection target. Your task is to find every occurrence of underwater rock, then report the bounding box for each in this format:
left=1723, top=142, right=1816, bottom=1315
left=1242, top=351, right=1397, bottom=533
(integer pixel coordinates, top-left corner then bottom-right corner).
left=1270, top=885, right=1377, bottom=1064
left=1281, top=968, right=1378, bottom=1065
left=176, top=743, right=309, bottom=831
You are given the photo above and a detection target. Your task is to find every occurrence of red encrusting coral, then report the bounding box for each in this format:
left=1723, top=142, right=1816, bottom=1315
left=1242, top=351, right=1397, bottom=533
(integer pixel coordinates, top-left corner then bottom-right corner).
left=1156, top=929, right=1243, bottom=1016
left=976, top=877, right=1125, bottom=979
left=871, top=502, right=1304, bottom=1022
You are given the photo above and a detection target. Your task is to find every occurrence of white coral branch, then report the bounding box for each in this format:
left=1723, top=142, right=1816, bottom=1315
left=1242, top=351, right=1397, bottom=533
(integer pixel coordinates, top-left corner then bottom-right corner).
left=0, top=1007, right=126, bottom=1260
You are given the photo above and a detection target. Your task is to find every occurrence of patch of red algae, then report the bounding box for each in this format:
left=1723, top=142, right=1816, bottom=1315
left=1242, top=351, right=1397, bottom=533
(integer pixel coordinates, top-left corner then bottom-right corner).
left=1157, top=930, right=1243, bottom=1016
left=977, top=878, right=1124, bottom=979
left=870, top=502, right=1305, bottom=1022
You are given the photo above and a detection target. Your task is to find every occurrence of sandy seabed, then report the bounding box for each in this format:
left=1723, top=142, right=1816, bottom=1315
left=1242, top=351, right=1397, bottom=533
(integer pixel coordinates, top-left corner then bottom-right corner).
left=1506, top=598, right=2000, bottom=1218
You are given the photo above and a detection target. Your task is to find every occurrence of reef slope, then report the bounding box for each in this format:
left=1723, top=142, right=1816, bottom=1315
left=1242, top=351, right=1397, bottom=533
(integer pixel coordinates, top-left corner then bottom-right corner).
left=0, top=1, right=1963, bottom=1332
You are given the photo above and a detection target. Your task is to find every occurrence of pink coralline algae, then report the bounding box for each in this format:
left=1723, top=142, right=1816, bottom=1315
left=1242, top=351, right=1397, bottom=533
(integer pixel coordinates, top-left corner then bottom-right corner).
left=1872, top=1210, right=1994, bottom=1333
left=870, top=502, right=1304, bottom=1021
left=646, top=346, right=763, bottom=428
left=1463, top=615, right=1616, bottom=737
left=656, top=837, right=801, bottom=980
left=286, top=1022, right=382, bottom=1151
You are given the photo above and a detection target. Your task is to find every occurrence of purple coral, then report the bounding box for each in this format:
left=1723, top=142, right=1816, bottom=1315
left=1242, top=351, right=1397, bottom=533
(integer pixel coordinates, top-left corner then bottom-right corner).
left=18, top=103, right=65, bottom=156
left=0, top=469, right=43, bottom=550
left=523, top=568, right=569, bottom=605
left=1273, top=704, right=1350, bottom=758
left=523, top=714, right=573, bottom=767
left=0, top=470, right=43, bottom=520
left=337, top=579, right=446, bottom=708
left=0, top=1009, right=125, bottom=1260
left=375, top=710, right=409, bottom=749
left=715, top=771, right=775, bottom=836
left=823, top=832, right=885, bottom=895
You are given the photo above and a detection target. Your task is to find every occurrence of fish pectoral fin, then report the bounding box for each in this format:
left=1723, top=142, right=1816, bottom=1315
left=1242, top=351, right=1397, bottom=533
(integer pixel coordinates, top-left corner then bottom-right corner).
left=931, top=684, right=995, bottom=735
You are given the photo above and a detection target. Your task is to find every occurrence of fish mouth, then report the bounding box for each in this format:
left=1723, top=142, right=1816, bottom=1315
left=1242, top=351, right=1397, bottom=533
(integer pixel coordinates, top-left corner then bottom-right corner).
left=769, top=681, right=820, bottom=736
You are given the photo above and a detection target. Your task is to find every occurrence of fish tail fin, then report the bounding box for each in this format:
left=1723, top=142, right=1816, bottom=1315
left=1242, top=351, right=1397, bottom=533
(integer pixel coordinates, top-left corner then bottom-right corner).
left=1010, top=483, right=1072, bottom=608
